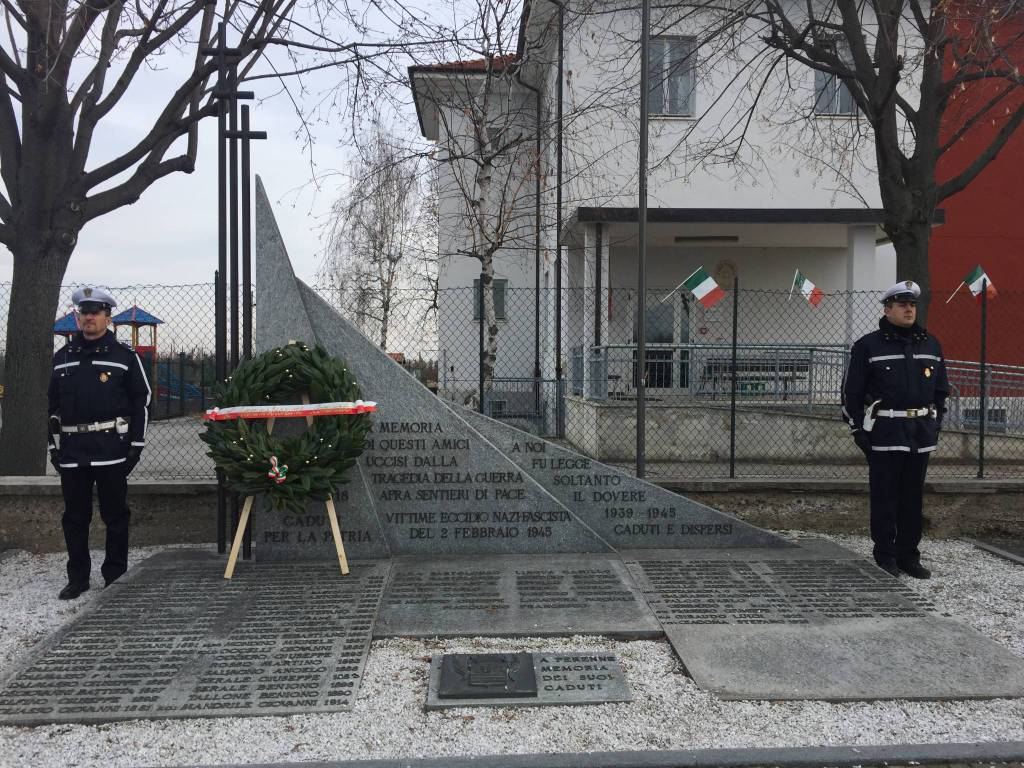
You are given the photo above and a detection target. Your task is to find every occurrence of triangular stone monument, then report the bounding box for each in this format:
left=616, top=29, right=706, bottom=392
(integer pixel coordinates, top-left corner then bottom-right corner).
left=252, top=177, right=790, bottom=559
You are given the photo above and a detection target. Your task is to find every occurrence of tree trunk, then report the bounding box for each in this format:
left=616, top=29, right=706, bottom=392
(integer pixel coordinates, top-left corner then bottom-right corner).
left=481, top=265, right=499, bottom=392
left=889, top=219, right=934, bottom=326
left=1, top=237, right=72, bottom=475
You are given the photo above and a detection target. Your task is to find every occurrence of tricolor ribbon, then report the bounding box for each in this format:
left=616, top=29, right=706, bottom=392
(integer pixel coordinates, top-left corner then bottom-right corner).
left=267, top=456, right=288, bottom=484
left=204, top=400, right=378, bottom=421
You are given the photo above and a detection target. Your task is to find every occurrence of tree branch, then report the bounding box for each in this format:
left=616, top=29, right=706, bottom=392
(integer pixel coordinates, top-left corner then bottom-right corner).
left=82, top=152, right=196, bottom=222
left=937, top=81, right=1016, bottom=155
left=54, top=0, right=119, bottom=81
left=78, top=93, right=216, bottom=193
left=938, top=102, right=1024, bottom=202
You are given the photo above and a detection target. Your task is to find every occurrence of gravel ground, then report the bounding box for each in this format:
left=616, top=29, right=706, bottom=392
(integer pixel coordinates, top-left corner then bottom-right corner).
left=1, top=534, right=1023, bottom=768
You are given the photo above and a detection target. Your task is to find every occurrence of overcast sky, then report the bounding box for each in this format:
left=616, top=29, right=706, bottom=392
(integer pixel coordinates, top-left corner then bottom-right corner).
left=0, top=3, right=436, bottom=290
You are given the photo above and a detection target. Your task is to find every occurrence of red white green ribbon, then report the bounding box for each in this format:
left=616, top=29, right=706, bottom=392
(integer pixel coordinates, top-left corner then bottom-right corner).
left=267, top=456, right=289, bottom=484
left=204, top=401, right=377, bottom=421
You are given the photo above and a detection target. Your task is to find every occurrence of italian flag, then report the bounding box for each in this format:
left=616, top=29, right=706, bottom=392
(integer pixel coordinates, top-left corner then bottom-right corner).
left=682, top=266, right=725, bottom=308
left=791, top=269, right=824, bottom=307
left=964, top=265, right=997, bottom=302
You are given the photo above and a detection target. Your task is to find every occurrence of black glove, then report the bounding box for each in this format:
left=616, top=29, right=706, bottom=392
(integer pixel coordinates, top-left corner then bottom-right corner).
left=853, top=429, right=871, bottom=459
left=124, top=446, right=143, bottom=475
left=49, top=448, right=62, bottom=474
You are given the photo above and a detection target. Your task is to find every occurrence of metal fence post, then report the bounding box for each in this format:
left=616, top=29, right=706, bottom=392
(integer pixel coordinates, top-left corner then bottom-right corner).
left=179, top=352, right=186, bottom=417
left=478, top=275, right=485, bottom=414
left=729, top=276, right=739, bottom=479
left=978, top=278, right=988, bottom=479
left=164, top=359, right=171, bottom=419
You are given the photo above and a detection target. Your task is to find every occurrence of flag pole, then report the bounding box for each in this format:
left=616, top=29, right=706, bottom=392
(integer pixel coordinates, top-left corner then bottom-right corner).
left=659, top=266, right=703, bottom=304
left=788, top=268, right=799, bottom=301
left=945, top=281, right=965, bottom=304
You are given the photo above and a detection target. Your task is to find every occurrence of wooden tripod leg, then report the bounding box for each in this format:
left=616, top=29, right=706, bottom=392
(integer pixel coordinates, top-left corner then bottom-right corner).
left=325, top=496, right=350, bottom=575
left=224, top=496, right=255, bottom=579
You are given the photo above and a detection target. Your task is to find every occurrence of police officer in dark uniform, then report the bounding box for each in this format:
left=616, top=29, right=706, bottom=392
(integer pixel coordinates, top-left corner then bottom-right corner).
left=47, top=287, right=152, bottom=599
left=842, top=280, right=949, bottom=579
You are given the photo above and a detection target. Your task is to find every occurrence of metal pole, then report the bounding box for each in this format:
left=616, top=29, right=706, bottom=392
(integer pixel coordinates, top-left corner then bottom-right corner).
left=214, top=268, right=226, bottom=555
left=479, top=275, right=486, bottom=414
left=729, top=276, right=739, bottom=478
left=978, top=278, right=988, bottom=479
left=241, top=105, right=253, bottom=362
left=179, top=352, right=186, bottom=418
left=555, top=0, right=564, bottom=436
left=636, top=0, right=650, bottom=479
left=534, top=89, right=542, bottom=426
left=164, top=359, right=171, bottom=419
left=215, top=24, right=227, bottom=386
left=229, top=64, right=240, bottom=373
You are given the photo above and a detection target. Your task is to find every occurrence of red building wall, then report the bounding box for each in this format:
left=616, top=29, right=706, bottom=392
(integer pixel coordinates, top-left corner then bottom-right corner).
left=927, top=14, right=1024, bottom=366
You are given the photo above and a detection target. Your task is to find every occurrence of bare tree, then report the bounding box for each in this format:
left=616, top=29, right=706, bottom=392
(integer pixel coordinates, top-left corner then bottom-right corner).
left=638, top=0, right=1024, bottom=317
left=0, top=0, right=434, bottom=473
left=410, top=0, right=549, bottom=401
left=322, top=121, right=429, bottom=350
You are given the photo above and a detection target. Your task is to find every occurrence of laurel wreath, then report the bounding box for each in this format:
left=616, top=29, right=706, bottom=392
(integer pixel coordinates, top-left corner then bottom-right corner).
left=200, top=342, right=369, bottom=514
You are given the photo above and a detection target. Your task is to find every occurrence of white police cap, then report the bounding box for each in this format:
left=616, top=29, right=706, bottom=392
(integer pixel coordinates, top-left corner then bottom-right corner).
left=880, top=280, right=921, bottom=304
left=71, top=286, right=117, bottom=309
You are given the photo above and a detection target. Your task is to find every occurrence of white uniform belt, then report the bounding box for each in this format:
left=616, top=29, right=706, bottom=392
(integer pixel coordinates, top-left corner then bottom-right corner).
left=877, top=406, right=936, bottom=419
left=61, top=419, right=118, bottom=433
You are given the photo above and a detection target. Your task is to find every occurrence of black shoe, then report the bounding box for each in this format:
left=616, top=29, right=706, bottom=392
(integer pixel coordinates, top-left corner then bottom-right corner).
left=897, top=560, right=932, bottom=579
left=58, top=582, right=90, bottom=600
left=874, top=559, right=901, bottom=577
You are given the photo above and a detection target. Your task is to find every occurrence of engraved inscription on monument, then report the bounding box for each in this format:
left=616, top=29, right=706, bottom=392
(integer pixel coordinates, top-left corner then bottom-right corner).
left=0, top=552, right=389, bottom=725
left=427, top=651, right=632, bottom=709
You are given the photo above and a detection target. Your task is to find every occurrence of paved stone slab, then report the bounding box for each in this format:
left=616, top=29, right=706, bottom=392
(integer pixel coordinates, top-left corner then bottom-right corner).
left=425, top=651, right=632, bottom=709
left=374, top=554, right=661, bottom=638
left=666, top=618, right=1024, bottom=700
left=0, top=550, right=389, bottom=724
left=253, top=179, right=790, bottom=558
left=180, top=739, right=1024, bottom=768
left=626, top=542, right=1024, bottom=700
left=966, top=536, right=1024, bottom=566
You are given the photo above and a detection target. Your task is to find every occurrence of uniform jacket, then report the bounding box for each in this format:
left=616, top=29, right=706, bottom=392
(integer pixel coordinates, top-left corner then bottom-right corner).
left=842, top=318, right=949, bottom=454
left=48, top=330, right=152, bottom=468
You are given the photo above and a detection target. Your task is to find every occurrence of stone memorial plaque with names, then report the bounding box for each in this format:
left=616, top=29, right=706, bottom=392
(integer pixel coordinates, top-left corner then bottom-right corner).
left=254, top=177, right=791, bottom=559
left=625, top=540, right=1024, bottom=700
left=374, top=554, right=661, bottom=638
left=426, top=651, right=632, bottom=709
left=0, top=550, right=389, bottom=725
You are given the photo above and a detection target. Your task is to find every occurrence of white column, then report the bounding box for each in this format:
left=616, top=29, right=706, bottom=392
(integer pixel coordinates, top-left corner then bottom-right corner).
left=582, top=223, right=610, bottom=398
left=845, top=224, right=877, bottom=345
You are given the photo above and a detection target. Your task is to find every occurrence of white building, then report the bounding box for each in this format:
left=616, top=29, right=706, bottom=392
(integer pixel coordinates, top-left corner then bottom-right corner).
left=410, top=0, right=904, bottom=450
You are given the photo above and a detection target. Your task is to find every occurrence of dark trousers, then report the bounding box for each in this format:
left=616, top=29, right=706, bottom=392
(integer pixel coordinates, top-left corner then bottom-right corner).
left=867, top=450, right=930, bottom=563
left=59, top=465, right=131, bottom=585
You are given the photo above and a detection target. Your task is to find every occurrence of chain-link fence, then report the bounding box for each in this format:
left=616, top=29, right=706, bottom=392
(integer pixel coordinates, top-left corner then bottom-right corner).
left=1, top=281, right=1020, bottom=481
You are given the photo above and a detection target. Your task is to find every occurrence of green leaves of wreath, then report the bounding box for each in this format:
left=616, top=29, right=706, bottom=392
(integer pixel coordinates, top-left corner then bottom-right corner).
left=201, top=342, right=369, bottom=514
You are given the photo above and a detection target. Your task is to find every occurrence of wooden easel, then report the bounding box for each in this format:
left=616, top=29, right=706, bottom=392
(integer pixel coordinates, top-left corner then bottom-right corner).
left=224, top=394, right=350, bottom=579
